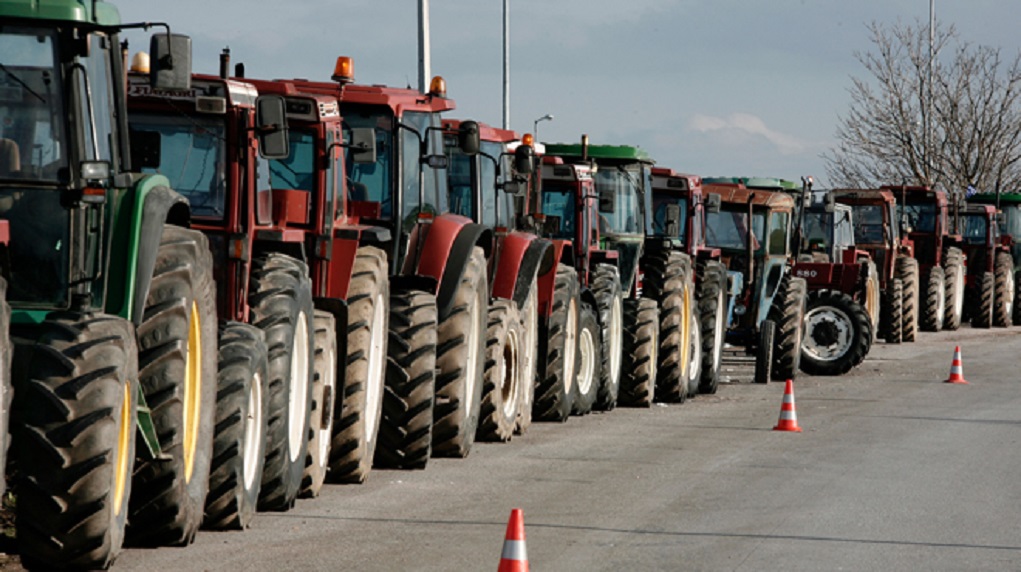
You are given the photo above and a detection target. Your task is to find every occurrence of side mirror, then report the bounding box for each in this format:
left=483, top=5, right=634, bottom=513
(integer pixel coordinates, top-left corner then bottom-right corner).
left=705, top=193, right=721, bottom=214
left=129, top=129, right=162, bottom=169
left=503, top=181, right=521, bottom=195
left=350, top=127, right=377, bottom=164
left=513, top=144, right=534, bottom=175
left=423, top=155, right=449, bottom=169
left=149, top=33, right=192, bottom=91
left=664, top=203, right=681, bottom=237
left=458, top=120, right=481, bottom=156
left=255, top=95, right=289, bottom=160
left=824, top=193, right=835, bottom=213
left=598, top=189, right=615, bottom=214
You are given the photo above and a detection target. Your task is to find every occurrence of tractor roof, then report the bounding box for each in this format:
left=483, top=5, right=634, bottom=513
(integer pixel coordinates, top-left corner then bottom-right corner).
left=970, top=192, right=1021, bottom=206
left=704, top=183, right=795, bottom=210
left=704, top=176, right=799, bottom=191
left=441, top=119, right=518, bottom=143
left=830, top=188, right=898, bottom=204
left=543, top=143, right=653, bottom=164
left=0, top=0, right=120, bottom=26
left=651, top=167, right=702, bottom=194
left=283, top=79, right=456, bottom=115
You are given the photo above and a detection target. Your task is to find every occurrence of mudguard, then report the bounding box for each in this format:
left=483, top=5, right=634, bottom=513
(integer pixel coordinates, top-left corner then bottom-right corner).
left=431, top=222, right=492, bottom=320
left=492, top=232, right=553, bottom=310
left=129, top=180, right=190, bottom=325
left=755, top=258, right=787, bottom=327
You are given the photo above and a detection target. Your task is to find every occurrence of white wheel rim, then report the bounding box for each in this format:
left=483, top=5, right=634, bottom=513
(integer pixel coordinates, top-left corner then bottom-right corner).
left=608, top=296, right=623, bottom=388
left=803, top=305, right=854, bottom=361
left=464, top=287, right=484, bottom=421
left=935, top=280, right=945, bottom=328
left=576, top=323, right=596, bottom=396
left=317, top=344, right=336, bottom=467
left=288, top=311, right=311, bottom=463
left=522, top=288, right=538, bottom=411
left=243, top=371, right=263, bottom=490
left=563, top=298, right=578, bottom=395
left=688, top=311, right=701, bottom=384
left=364, top=293, right=387, bottom=445
left=713, top=288, right=725, bottom=370
left=501, top=322, right=520, bottom=419
left=953, top=271, right=965, bottom=318
left=1006, top=272, right=1015, bottom=318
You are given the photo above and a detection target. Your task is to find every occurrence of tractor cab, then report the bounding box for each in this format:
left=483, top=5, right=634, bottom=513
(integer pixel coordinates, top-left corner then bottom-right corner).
left=649, top=167, right=720, bottom=260
left=799, top=200, right=856, bottom=264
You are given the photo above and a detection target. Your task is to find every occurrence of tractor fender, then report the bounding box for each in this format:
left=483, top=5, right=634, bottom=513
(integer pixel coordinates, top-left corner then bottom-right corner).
left=131, top=182, right=190, bottom=326
left=535, top=239, right=576, bottom=318
left=511, top=238, right=554, bottom=311
left=435, top=223, right=493, bottom=320
left=492, top=232, right=553, bottom=310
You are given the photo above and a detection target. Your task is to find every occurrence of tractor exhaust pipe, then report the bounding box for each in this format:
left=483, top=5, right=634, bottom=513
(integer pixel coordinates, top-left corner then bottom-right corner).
left=219, top=47, right=230, bottom=79
left=581, top=134, right=589, bottom=162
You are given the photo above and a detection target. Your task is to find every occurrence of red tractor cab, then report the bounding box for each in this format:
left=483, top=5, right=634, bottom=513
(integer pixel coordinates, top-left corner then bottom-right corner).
left=954, top=203, right=1015, bottom=327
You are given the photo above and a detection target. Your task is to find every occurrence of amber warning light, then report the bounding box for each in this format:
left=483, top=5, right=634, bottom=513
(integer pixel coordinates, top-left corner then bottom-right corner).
left=332, top=56, right=354, bottom=85
left=429, top=76, right=446, bottom=98
left=521, top=133, right=534, bottom=147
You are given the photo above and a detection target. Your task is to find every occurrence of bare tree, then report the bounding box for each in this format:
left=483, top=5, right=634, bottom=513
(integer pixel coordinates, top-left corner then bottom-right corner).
left=825, top=20, right=1021, bottom=195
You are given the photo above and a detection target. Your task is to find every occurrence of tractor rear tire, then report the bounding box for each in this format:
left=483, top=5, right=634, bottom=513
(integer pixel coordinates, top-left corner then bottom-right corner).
left=943, top=248, right=965, bottom=330
left=767, top=274, right=807, bottom=381
left=754, top=319, right=775, bottom=384
left=516, top=283, right=538, bottom=434
left=14, top=313, right=138, bottom=570
left=994, top=252, right=1014, bottom=327
left=920, top=265, right=945, bottom=332
left=250, top=253, right=315, bottom=511
left=477, top=300, right=523, bottom=441
left=299, top=311, right=337, bottom=498
left=973, top=271, right=995, bottom=328
left=591, top=264, right=624, bottom=411
left=618, top=298, right=660, bottom=407
left=0, top=277, right=10, bottom=499
left=534, top=264, right=579, bottom=421
left=685, top=309, right=702, bottom=398
left=696, top=261, right=727, bottom=395
left=433, top=246, right=488, bottom=457
left=896, top=256, right=919, bottom=342
left=204, top=322, right=269, bottom=530
left=129, top=226, right=217, bottom=545
left=645, top=251, right=691, bottom=403
left=882, top=279, right=904, bottom=343
left=1013, top=269, right=1021, bottom=326
left=571, top=302, right=601, bottom=415
left=330, top=246, right=389, bottom=481
left=799, top=290, right=872, bottom=376
left=374, top=288, right=436, bottom=469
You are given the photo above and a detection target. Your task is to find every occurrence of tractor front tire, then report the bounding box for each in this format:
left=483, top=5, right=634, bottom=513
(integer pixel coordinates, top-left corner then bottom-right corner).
left=754, top=320, right=775, bottom=384
left=14, top=313, right=138, bottom=570
left=799, top=290, right=872, bottom=376
left=644, top=251, right=691, bottom=403
left=591, top=264, right=624, bottom=411
left=516, top=283, right=539, bottom=434
left=477, top=300, right=524, bottom=441
left=571, top=302, right=601, bottom=415
left=696, top=261, right=727, bottom=395
left=767, top=274, right=807, bottom=381
left=534, top=264, right=579, bottom=421
left=920, top=265, right=945, bottom=332
left=204, top=322, right=269, bottom=530
left=973, top=271, right=995, bottom=328
left=896, top=256, right=920, bottom=342
left=299, top=311, right=338, bottom=497
left=618, top=298, right=660, bottom=407
left=882, top=279, right=904, bottom=343
left=993, top=252, right=1014, bottom=327
left=129, top=226, right=217, bottom=545
left=943, top=248, right=965, bottom=330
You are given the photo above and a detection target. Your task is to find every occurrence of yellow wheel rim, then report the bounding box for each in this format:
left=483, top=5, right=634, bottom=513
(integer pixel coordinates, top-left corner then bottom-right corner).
left=679, top=281, right=692, bottom=377
left=113, top=381, right=132, bottom=516
left=183, top=300, right=202, bottom=483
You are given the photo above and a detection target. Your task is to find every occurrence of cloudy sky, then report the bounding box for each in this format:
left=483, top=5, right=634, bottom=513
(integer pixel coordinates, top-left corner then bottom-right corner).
left=120, top=1, right=1018, bottom=186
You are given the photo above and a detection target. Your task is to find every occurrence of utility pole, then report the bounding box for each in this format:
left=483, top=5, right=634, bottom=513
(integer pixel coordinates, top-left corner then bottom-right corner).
left=503, top=0, right=510, bottom=129
left=927, top=0, right=934, bottom=187
left=418, top=0, right=431, bottom=93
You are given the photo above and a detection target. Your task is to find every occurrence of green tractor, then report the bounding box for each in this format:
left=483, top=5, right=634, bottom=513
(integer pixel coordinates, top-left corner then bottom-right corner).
left=0, top=3, right=220, bottom=568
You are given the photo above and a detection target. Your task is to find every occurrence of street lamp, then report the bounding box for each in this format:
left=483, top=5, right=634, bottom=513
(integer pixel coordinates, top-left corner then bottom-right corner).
left=533, top=114, right=554, bottom=141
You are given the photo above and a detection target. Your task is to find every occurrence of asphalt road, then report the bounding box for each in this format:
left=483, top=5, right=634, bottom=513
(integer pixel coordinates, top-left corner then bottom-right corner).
left=59, top=327, right=1021, bottom=570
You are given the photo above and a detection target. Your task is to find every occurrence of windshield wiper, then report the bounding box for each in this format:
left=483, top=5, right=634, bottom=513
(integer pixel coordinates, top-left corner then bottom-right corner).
left=0, top=62, right=45, bottom=103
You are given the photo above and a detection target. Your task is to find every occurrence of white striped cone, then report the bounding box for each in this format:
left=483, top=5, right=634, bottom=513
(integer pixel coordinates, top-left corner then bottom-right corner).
left=773, top=379, right=802, bottom=432
left=498, top=508, right=529, bottom=572
left=944, top=345, right=969, bottom=384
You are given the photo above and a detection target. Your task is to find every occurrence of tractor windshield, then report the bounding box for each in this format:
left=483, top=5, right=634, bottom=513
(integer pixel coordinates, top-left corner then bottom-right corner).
left=902, top=201, right=937, bottom=233
left=706, top=208, right=766, bottom=253
left=270, top=129, right=315, bottom=192
left=540, top=184, right=576, bottom=239
left=596, top=165, right=644, bottom=236
left=343, top=109, right=394, bottom=219
left=961, top=214, right=987, bottom=245
left=801, top=211, right=833, bottom=252
left=131, top=113, right=227, bottom=218
left=651, top=195, right=688, bottom=244
left=443, top=138, right=504, bottom=227
left=849, top=204, right=886, bottom=244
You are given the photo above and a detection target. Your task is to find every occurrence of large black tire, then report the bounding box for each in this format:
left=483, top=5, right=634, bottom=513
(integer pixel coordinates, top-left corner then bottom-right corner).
left=591, top=265, right=624, bottom=411
left=477, top=300, right=523, bottom=441
left=799, top=290, right=873, bottom=376
left=993, top=252, right=1015, bottom=327
left=534, top=264, right=579, bottom=421
left=250, top=253, right=315, bottom=511
left=896, top=256, right=919, bottom=342
left=516, top=283, right=538, bottom=434
left=920, top=265, right=945, bottom=332
left=696, top=261, right=727, bottom=395
left=644, top=251, right=691, bottom=403
left=754, top=319, right=775, bottom=384
left=299, top=311, right=337, bottom=498
left=943, top=248, right=965, bottom=330
left=329, top=246, right=388, bottom=481
left=767, top=274, right=807, bottom=381
left=973, top=271, right=995, bottom=328
left=128, top=226, right=218, bottom=545
left=1013, top=269, right=1021, bottom=326
left=0, top=277, right=10, bottom=499
left=571, top=302, right=601, bottom=415
left=13, top=313, right=138, bottom=570
left=374, top=288, right=436, bottom=469
left=433, top=246, right=488, bottom=457
left=204, top=322, right=269, bottom=530
left=618, top=297, right=659, bottom=407
left=882, top=279, right=904, bottom=343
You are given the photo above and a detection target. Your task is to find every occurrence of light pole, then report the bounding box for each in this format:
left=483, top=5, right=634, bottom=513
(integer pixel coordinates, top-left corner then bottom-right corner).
left=533, top=114, right=553, bottom=141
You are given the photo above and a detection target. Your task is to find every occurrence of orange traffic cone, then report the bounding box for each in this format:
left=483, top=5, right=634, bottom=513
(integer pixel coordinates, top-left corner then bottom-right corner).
left=944, top=346, right=969, bottom=384
left=498, top=508, right=529, bottom=572
left=773, top=379, right=802, bottom=432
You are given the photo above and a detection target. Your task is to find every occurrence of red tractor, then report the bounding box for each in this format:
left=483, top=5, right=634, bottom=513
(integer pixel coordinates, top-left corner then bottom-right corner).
left=282, top=58, right=489, bottom=463
left=953, top=203, right=1015, bottom=327
left=441, top=119, right=553, bottom=439
left=127, top=61, right=320, bottom=523
left=648, top=168, right=729, bottom=394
